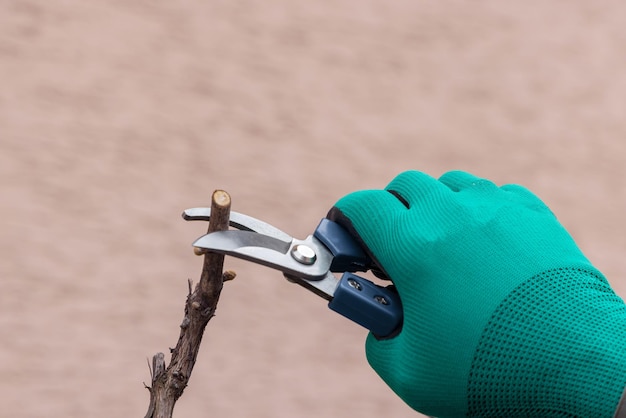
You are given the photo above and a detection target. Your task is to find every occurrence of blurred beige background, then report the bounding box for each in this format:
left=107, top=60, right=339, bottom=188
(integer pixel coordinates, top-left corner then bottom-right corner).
left=2, top=1, right=626, bottom=417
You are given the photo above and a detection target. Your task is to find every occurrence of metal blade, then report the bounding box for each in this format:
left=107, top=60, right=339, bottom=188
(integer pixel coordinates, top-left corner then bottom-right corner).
left=194, top=230, right=290, bottom=253
left=285, top=272, right=339, bottom=301
left=182, top=208, right=293, bottom=243
left=193, top=230, right=332, bottom=280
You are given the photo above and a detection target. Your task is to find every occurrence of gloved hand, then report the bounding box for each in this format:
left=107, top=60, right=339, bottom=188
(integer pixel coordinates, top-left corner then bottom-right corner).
left=327, top=170, right=626, bottom=418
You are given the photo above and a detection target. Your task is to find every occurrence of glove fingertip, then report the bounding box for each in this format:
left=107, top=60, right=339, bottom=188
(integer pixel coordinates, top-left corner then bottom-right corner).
left=439, top=170, right=496, bottom=192
left=386, top=170, right=449, bottom=206
left=365, top=331, right=395, bottom=364
left=328, top=189, right=406, bottom=231
left=365, top=332, right=403, bottom=385
left=500, top=184, right=552, bottom=213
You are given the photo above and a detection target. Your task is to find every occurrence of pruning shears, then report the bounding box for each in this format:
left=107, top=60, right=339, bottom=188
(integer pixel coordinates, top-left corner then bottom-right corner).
left=183, top=208, right=403, bottom=338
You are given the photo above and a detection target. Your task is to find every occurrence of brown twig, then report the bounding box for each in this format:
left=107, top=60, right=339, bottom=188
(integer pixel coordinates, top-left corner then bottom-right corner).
left=144, top=190, right=234, bottom=418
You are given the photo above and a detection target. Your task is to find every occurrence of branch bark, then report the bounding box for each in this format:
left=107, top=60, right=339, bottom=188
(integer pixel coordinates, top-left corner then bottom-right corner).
left=145, top=190, right=234, bottom=418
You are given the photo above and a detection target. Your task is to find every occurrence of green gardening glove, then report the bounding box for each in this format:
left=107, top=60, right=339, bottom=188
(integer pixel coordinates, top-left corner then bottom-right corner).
left=328, top=170, right=626, bottom=418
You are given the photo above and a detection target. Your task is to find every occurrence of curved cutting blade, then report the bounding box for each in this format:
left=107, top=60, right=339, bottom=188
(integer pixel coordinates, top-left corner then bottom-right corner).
left=193, top=230, right=332, bottom=280
left=182, top=208, right=293, bottom=243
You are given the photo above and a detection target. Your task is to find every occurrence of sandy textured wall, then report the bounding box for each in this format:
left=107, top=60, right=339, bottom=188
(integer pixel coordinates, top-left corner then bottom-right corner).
left=2, top=1, right=626, bottom=417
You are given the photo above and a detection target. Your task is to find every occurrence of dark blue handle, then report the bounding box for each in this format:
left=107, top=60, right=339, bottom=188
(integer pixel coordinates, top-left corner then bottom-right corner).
left=328, top=273, right=403, bottom=337
left=313, top=219, right=371, bottom=273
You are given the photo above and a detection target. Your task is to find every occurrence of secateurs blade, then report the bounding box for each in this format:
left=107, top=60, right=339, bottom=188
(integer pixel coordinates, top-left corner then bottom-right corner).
left=183, top=207, right=403, bottom=337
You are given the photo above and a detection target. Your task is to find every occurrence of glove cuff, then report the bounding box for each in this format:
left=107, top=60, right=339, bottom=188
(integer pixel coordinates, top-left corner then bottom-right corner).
left=468, top=267, right=626, bottom=417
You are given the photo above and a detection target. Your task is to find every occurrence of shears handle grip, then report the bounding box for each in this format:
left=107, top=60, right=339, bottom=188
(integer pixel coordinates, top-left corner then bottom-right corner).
left=329, top=273, right=402, bottom=338
left=314, top=219, right=402, bottom=337
left=313, top=219, right=371, bottom=273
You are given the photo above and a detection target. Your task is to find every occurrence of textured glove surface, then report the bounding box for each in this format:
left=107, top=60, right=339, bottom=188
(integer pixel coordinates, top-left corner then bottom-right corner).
left=329, top=170, right=626, bottom=418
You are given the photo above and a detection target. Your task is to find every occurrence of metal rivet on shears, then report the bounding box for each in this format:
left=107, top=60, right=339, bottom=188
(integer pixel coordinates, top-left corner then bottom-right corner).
left=347, top=278, right=362, bottom=291
left=374, top=295, right=389, bottom=305
left=291, top=244, right=317, bottom=265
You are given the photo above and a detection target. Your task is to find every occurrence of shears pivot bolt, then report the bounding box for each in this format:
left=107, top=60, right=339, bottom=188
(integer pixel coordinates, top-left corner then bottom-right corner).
left=291, top=244, right=317, bottom=265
